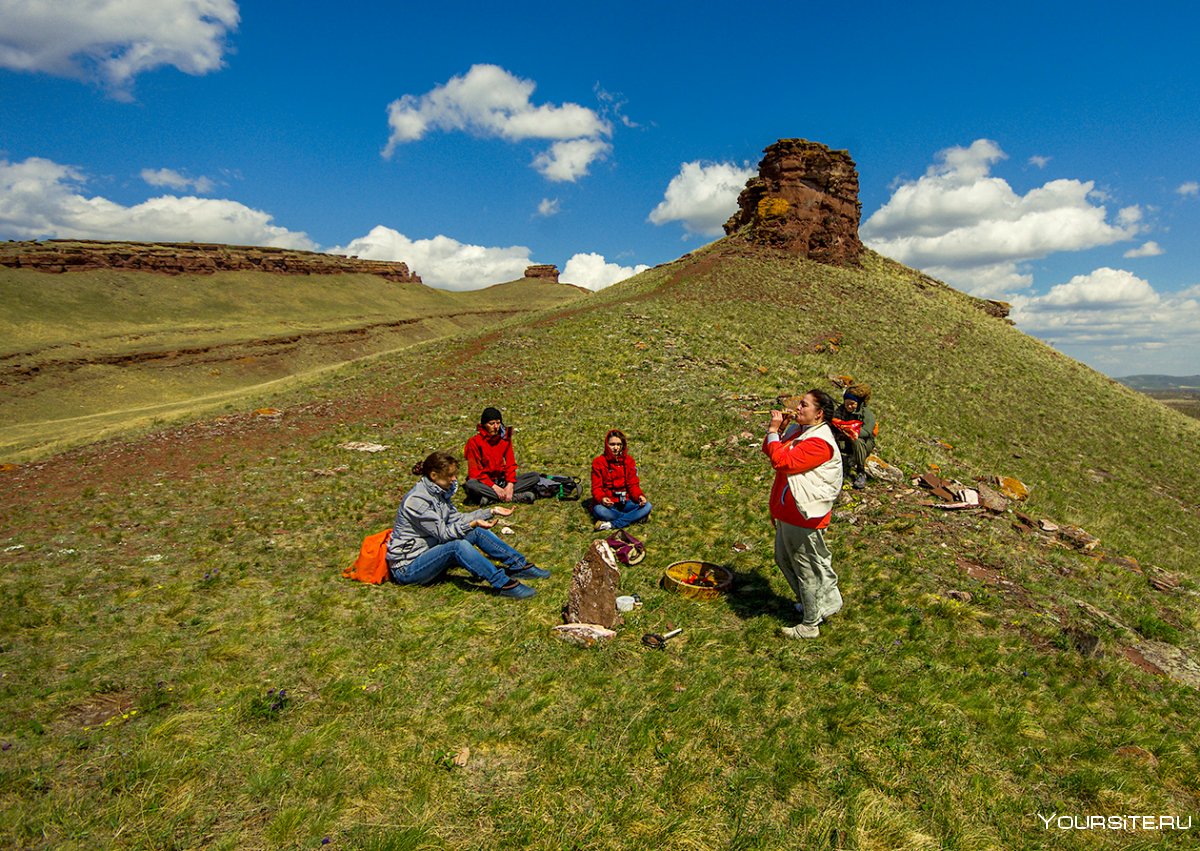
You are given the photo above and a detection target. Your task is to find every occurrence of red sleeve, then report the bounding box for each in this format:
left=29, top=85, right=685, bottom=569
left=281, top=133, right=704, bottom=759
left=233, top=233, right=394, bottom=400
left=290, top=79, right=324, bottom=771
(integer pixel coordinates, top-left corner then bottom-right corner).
left=626, top=456, right=645, bottom=501
left=591, top=456, right=609, bottom=502
left=464, top=435, right=494, bottom=487
left=763, top=434, right=834, bottom=474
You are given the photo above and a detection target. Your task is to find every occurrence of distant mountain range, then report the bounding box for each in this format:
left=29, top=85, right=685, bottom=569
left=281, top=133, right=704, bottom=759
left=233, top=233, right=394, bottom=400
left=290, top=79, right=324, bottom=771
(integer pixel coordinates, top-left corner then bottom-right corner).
left=1117, top=375, right=1200, bottom=391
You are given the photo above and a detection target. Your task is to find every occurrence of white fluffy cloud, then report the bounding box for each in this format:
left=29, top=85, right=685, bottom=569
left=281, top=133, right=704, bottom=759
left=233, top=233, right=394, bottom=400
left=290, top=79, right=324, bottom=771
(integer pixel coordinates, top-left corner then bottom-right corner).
left=536, top=198, right=561, bottom=217
left=0, top=156, right=313, bottom=248
left=1177, top=182, right=1199, bottom=197
left=141, top=167, right=215, bottom=194
left=1123, top=241, right=1164, bottom=258
left=861, top=139, right=1143, bottom=297
left=328, top=225, right=533, bottom=291
left=561, top=252, right=649, bottom=291
left=1029, top=155, right=1051, bottom=169
left=0, top=0, right=239, bottom=99
left=648, top=161, right=755, bottom=237
left=383, top=64, right=611, bottom=182
left=532, top=138, right=611, bottom=182
left=1009, top=269, right=1200, bottom=372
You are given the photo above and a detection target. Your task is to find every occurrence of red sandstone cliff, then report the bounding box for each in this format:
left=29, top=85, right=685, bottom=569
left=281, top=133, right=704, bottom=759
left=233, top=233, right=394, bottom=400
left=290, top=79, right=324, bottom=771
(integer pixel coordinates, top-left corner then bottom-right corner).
left=0, top=240, right=422, bottom=283
left=724, top=139, right=864, bottom=266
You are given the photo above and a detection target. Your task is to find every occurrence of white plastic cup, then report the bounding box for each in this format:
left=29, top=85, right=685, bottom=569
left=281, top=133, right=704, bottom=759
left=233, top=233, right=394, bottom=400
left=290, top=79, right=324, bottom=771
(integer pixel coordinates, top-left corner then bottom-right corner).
left=616, top=595, right=636, bottom=612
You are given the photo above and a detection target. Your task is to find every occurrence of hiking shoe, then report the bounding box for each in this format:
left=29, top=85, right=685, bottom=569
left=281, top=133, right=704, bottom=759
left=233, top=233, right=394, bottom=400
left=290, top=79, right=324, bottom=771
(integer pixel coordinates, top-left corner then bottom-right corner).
left=514, top=492, right=536, bottom=504
left=781, top=623, right=820, bottom=640
left=594, top=520, right=613, bottom=531
left=497, top=580, right=535, bottom=599
left=508, top=563, right=550, bottom=580
left=853, top=472, right=867, bottom=490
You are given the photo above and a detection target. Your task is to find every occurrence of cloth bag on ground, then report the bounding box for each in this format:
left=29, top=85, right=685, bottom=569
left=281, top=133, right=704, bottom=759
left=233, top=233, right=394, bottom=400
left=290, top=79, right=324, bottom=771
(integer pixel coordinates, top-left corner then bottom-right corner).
left=606, top=529, right=645, bottom=565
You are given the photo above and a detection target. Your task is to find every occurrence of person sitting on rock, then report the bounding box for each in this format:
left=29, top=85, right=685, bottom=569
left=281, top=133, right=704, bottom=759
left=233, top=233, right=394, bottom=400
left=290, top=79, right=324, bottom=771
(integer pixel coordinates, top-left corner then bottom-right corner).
left=590, top=429, right=652, bottom=531
left=463, top=406, right=539, bottom=505
left=832, top=384, right=877, bottom=489
left=386, top=451, right=549, bottom=598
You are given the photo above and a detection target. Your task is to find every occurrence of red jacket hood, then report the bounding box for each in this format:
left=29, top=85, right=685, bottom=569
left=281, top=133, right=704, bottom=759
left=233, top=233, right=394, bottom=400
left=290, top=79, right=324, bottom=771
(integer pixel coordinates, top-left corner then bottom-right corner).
left=603, top=428, right=627, bottom=462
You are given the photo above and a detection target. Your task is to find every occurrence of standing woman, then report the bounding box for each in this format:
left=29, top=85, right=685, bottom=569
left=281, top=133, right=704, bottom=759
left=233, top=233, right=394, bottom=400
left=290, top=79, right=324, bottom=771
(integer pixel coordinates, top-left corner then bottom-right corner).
left=386, top=451, right=550, bottom=599
left=590, top=429, right=652, bottom=531
left=762, top=390, right=844, bottom=638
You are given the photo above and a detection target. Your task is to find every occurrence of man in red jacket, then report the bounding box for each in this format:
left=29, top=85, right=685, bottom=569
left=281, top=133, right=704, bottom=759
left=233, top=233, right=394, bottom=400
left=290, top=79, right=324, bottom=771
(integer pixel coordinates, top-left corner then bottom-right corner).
left=590, top=429, right=652, bottom=531
left=463, top=406, right=539, bottom=505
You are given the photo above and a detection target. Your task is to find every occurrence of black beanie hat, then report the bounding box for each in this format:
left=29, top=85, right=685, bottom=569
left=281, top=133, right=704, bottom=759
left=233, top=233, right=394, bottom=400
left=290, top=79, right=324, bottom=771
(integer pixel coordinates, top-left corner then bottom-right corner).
left=480, top=406, right=503, bottom=424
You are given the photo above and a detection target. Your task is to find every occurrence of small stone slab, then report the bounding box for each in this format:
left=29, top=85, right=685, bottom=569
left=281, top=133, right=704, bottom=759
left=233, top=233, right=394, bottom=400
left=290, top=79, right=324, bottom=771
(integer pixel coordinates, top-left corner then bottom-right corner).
left=975, top=482, right=1010, bottom=512
left=865, top=454, right=904, bottom=484
left=992, top=475, right=1030, bottom=501
left=551, top=624, right=616, bottom=647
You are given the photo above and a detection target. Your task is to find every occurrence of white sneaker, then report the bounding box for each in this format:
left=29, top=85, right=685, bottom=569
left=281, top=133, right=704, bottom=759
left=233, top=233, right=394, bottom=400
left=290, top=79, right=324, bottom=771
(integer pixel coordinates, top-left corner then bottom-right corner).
left=781, top=623, right=820, bottom=639
left=594, top=520, right=613, bottom=531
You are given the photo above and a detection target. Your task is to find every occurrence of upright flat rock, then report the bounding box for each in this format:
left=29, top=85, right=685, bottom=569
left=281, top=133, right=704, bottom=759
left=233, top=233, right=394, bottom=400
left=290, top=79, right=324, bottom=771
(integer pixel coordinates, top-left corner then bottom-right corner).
left=565, top=540, right=622, bottom=630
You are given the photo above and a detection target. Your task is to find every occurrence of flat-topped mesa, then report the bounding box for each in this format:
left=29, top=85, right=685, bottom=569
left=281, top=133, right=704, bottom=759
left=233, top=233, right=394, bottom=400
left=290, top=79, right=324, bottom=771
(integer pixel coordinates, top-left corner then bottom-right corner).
left=724, top=139, right=864, bottom=266
left=0, top=239, right=422, bottom=283
left=523, top=264, right=560, bottom=283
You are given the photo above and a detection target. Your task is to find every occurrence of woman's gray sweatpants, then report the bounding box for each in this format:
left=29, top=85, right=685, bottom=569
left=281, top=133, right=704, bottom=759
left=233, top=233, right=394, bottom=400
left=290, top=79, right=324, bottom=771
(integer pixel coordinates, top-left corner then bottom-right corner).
left=774, top=521, right=840, bottom=626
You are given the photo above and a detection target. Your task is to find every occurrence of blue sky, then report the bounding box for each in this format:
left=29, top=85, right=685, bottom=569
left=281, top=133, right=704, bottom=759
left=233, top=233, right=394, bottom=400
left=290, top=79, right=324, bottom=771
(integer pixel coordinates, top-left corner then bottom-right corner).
left=2, top=0, right=1198, bottom=376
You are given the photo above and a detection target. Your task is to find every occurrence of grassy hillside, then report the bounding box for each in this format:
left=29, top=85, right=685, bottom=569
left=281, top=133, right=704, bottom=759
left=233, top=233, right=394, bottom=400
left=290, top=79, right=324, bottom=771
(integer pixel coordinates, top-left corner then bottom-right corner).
left=1, top=241, right=1197, bottom=849
left=0, top=268, right=585, bottom=460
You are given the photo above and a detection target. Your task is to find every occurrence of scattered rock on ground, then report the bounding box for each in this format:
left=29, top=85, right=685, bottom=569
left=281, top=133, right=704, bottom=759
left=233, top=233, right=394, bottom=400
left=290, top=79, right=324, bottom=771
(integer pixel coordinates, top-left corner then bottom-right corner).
left=1132, top=641, right=1200, bottom=689
left=551, top=623, right=616, bottom=647
left=865, top=454, right=904, bottom=484
left=1057, top=524, right=1100, bottom=551
left=975, top=481, right=1010, bottom=513
left=991, top=475, right=1030, bottom=501
left=1148, top=569, right=1182, bottom=593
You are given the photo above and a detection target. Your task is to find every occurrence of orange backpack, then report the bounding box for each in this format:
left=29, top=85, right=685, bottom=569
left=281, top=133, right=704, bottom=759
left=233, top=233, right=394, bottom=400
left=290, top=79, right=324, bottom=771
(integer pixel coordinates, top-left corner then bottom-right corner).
left=343, top=528, right=392, bottom=584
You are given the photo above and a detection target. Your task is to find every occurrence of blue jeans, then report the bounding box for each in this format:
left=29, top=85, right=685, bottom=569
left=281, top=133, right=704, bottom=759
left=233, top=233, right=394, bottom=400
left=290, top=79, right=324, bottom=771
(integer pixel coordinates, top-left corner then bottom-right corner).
left=390, top=528, right=527, bottom=589
left=592, top=499, right=652, bottom=529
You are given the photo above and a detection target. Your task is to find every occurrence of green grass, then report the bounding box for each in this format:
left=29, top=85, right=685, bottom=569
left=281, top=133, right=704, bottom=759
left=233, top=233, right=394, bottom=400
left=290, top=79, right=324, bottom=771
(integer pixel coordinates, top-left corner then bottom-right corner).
left=1, top=241, right=1198, bottom=848
left=0, top=268, right=585, bottom=460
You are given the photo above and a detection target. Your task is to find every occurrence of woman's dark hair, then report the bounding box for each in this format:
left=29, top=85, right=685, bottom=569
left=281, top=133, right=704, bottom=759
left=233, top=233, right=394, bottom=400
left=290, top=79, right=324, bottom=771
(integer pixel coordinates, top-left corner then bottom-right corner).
left=411, top=451, right=460, bottom=478
left=807, top=388, right=837, bottom=425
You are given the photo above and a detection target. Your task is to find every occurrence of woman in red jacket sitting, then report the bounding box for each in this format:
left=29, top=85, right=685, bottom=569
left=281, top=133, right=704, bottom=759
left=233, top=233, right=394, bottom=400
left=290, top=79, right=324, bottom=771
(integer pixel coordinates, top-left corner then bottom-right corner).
left=590, top=429, right=652, bottom=531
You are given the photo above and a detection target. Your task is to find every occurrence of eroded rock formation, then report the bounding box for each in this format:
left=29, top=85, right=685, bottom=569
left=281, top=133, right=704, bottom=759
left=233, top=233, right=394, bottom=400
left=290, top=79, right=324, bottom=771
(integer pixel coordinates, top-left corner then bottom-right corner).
left=564, top=540, right=621, bottom=630
left=523, top=264, right=559, bottom=282
left=724, top=139, right=863, bottom=266
left=0, top=240, right=421, bottom=283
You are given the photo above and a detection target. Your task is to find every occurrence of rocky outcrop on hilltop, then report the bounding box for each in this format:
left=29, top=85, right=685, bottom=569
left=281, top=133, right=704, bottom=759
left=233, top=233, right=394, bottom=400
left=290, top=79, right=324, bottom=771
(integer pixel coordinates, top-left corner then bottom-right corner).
left=523, top=264, right=560, bottom=283
left=0, top=240, right=421, bottom=282
left=724, top=139, right=863, bottom=266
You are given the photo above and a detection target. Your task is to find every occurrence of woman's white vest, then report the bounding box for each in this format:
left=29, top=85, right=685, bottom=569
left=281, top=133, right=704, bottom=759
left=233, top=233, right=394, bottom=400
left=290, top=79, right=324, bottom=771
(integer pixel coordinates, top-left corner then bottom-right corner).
left=782, top=421, right=843, bottom=519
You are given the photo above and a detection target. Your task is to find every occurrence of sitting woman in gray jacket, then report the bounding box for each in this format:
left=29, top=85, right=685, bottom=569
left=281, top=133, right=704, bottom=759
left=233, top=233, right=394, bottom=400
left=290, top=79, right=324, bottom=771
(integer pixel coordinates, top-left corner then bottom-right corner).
left=386, top=451, right=550, bottom=599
